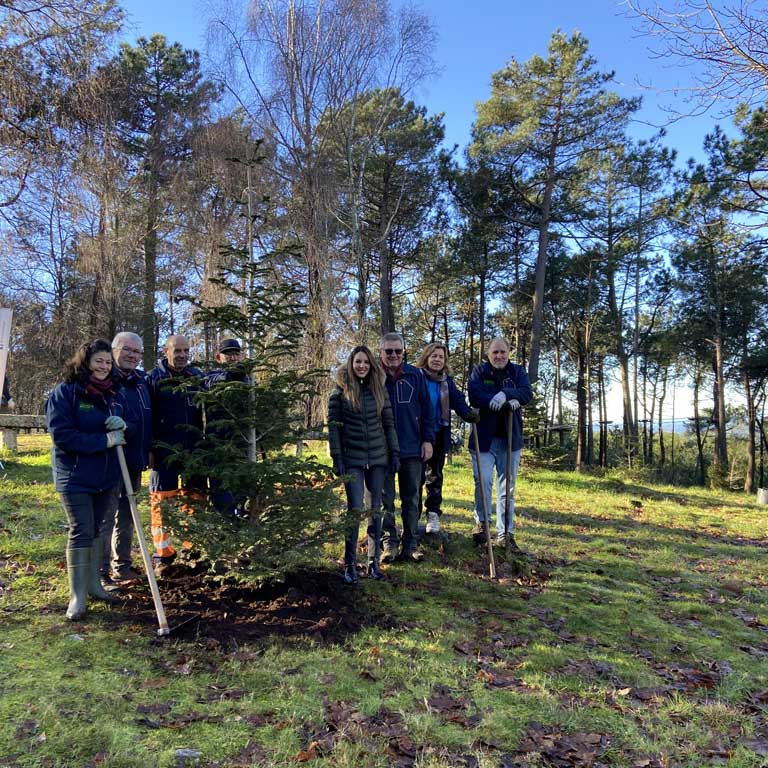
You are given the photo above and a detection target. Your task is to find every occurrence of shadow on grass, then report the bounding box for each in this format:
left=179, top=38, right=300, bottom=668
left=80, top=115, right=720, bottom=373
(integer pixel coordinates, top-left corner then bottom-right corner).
left=542, top=474, right=759, bottom=513
left=519, top=503, right=766, bottom=560
left=1, top=458, right=53, bottom=486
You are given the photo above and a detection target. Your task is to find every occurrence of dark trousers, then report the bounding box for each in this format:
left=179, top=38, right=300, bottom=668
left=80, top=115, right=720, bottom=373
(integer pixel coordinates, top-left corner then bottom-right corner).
left=60, top=486, right=120, bottom=549
left=421, top=429, right=447, bottom=516
left=381, top=457, right=423, bottom=554
left=343, top=465, right=385, bottom=566
left=149, top=464, right=206, bottom=494
left=209, top=477, right=246, bottom=516
left=100, top=469, right=141, bottom=575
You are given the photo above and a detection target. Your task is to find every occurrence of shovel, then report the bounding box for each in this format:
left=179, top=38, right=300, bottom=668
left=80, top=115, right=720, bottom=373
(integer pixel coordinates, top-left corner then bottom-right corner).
left=116, top=445, right=170, bottom=637
left=471, top=423, right=497, bottom=580
left=504, top=409, right=513, bottom=555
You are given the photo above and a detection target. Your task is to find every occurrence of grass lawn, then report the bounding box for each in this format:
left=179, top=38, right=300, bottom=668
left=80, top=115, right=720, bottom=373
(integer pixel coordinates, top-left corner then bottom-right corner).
left=1, top=439, right=767, bottom=767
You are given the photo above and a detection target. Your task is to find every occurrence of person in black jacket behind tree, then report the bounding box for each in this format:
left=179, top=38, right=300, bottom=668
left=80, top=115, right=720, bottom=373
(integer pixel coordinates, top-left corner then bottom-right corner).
left=204, top=338, right=248, bottom=516
left=328, top=345, right=399, bottom=583
left=414, top=342, right=480, bottom=535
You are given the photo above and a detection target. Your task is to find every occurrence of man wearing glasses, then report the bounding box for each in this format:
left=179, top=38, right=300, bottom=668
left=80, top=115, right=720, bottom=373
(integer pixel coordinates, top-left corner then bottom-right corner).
left=99, top=332, right=152, bottom=584
left=379, top=332, right=435, bottom=563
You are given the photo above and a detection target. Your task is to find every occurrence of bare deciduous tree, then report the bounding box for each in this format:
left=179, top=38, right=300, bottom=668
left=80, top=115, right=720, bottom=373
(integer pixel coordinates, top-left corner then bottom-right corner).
left=627, top=0, right=768, bottom=111
left=207, top=0, right=435, bottom=423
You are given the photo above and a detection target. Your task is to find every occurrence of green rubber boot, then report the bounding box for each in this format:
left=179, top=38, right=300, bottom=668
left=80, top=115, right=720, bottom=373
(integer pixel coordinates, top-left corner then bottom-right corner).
left=65, top=547, right=89, bottom=620
left=88, top=539, right=118, bottom=602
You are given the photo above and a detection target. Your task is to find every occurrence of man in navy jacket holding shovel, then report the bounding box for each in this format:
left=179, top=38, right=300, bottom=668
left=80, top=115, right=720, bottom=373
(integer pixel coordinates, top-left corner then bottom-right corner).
left=468, top=337, right=532, bottom=551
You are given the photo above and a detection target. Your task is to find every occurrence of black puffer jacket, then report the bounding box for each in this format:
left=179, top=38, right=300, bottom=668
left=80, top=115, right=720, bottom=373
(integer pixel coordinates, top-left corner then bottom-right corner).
left=328, top=383, right=399, bottom=469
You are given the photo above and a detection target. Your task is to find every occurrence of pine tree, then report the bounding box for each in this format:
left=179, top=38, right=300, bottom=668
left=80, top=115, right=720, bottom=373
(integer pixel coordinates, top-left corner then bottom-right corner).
left=161, top=155, right=341, bottom=583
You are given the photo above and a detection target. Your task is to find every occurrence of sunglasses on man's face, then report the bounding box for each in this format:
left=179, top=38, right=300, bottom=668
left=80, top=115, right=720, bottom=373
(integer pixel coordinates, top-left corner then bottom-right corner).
left=383, top=348, right=403, bottom=356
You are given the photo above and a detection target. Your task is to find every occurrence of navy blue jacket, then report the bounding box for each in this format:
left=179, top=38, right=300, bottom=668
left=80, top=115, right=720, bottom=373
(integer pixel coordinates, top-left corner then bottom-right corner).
left=117, top=368, right=152, bottom=472
left=423, top=373, right=473, bottom=447
left=468, top=360, right=532, bottom=452
left=147, top=359, right=204, bottom=460
left=46, top=381, right=125, bottom=494
left=203, top=366, right=249, bottom=443
left=384, top=363, right=435, bottom=460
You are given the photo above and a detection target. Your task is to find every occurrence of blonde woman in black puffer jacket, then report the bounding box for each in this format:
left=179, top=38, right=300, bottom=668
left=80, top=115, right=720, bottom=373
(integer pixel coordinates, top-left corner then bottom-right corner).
left=328, top=345, right=399, bottom=583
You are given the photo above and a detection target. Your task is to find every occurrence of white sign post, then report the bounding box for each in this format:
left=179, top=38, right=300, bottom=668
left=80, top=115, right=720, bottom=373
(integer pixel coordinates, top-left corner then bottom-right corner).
left=0, top=308, right=11, bottom=404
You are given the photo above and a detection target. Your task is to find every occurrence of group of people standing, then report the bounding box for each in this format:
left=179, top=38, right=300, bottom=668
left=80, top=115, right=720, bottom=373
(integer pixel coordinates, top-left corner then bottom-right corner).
left=327, top=333, right=532, bottom=583
left=44, top=328, right=531, bottom=619
left=45, top=333, right=242, bottom=620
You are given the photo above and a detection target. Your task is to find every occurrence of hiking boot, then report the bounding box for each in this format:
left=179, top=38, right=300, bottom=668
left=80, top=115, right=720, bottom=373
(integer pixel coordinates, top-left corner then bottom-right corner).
left=342, top=565, right=359, bottom=585
left=425, top=511, right=441, bottom=534
left=380, top=544, right=398, bottom=564
left=507, top=535, right=523, bottom=554
left=400, top=548, right=424, bottom=563
left=472, top=523, right=487, bottom=544
left=99, top=572, right=121, bottom=593
left=367, top=561, right=384, bottom=580
left=153, top=557, right=174, bottom=579
left=111, top=566, right=145, bottom=582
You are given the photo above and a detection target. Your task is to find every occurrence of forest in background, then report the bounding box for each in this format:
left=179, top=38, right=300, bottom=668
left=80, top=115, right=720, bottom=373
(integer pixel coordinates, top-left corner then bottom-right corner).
left=1, top=0, right=768, bottom=490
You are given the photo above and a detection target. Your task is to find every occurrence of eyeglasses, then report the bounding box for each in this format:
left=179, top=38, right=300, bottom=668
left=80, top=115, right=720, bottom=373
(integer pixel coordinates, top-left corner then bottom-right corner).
left=119, top=347, right=143, bottom=356
left=383, top=348, right=403, bottom=356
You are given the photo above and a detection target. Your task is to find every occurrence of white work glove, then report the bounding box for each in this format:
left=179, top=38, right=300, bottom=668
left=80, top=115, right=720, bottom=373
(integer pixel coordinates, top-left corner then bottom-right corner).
left=104, top=415, right=126, bottom=431
left=489, top=392, right=506, bottom=411
left=106, top=430, right=126, bottom=448
left=505, top=399, right=520, bottom=412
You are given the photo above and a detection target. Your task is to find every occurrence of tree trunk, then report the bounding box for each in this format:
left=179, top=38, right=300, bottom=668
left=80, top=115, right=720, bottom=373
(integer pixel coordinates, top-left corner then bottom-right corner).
left=575, top=346, right=587, bottom=469
left=585, top=348, right=593, bottom=466
left=528, top=172, right=554, bottom=385
left=712, top=336, right=728, bottom=469
left=378, top=168, right=395, bottom=335
left=598, top=357, right=607, bottom=467
left=658, top=365, right=667, bottom=468
left=477, top=244, right=488, bottom=358
left=606, top=265, right=636, bottom=464
left=693, top=370, right=706, bottom=486
left=142, top=178, right=159, bottom=370
left=744, top=370, right=755, bottom=493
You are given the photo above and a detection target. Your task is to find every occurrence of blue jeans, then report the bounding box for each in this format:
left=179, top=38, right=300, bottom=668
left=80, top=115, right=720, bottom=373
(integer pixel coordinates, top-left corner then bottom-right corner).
left=470, top=439, right=522, bottom=535
left=60, top=486, right=120, bottom=549
left=344, top=465, right=385, bottom=566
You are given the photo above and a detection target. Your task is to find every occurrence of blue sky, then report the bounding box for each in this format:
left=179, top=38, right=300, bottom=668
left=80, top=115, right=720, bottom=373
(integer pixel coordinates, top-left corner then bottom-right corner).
left=118, top=0, right=728, bottom=420
left=119, top=0, right=727, bottom=166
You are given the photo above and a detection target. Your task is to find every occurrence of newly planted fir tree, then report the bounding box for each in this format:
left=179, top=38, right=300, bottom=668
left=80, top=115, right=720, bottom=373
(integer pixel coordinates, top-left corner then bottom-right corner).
left=161, top=164, right=340, bottom=583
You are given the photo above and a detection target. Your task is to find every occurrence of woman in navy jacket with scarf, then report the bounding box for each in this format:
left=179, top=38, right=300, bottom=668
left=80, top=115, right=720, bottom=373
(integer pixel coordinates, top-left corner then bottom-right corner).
left=414, top=342, right=480, bottom=534
left=46, top=339, right=127, bottom=620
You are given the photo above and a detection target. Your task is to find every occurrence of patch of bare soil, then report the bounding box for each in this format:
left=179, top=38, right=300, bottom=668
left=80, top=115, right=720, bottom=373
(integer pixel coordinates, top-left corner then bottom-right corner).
left=111, top=565, right=390, bottom=644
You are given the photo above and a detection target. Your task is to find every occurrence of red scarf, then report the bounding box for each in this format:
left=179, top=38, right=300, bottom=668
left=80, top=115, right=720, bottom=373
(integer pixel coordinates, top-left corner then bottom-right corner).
left=84, top=374, right=115, bottom=406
